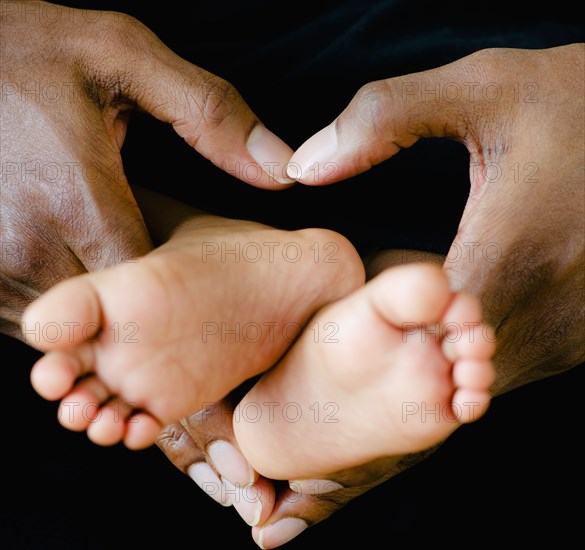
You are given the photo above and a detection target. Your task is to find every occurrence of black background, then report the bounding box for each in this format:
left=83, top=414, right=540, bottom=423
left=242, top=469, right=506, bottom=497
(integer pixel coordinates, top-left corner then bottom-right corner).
left=3, top=0, right=583, bottom=546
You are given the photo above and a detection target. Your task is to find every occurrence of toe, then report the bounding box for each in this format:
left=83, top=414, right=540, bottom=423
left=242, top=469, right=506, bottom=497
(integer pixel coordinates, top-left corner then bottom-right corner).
left=441, top=291, right=482, bottom=327
left=451, top=388, right=491, bottom=423
left=22, top=274, right=102, bottom=351
left=30, top=344, right=97, bottom=401
left=57, top=376, right=111, bottom=432
left=31, top=352, right=80, bottom=401
left=85, top=402, right=162, bottom=449
left=441, top=292, right=496, bottom=361
left=124, top=413, right=162, bottom=450
left=442, top=325, right=496, bottom=362
left=368, top=264, right=452, bottom=328
left=87, top=397, right=131, bottom=446
left=453, top=358, right=495, bottom=391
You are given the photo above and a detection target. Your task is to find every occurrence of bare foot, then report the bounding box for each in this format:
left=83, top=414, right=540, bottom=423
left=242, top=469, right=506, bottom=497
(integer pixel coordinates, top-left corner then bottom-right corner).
left=23, top=216, right=364, bottom=449
left=233, top=264, right=495, bottom=480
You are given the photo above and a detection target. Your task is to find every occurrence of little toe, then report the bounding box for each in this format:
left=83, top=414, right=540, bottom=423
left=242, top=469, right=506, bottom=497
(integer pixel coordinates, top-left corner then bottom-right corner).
left=452, top=388, right=491, bottom=423
left=124, top=413, right=163, bottom=450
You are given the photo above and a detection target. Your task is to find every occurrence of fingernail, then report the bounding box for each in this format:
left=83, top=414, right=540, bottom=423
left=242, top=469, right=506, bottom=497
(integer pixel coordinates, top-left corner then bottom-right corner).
left=187, top=462, right=232, bottom=507
left=223, top=479, right=262, bottom=527
left=257, top=518, right=308, bottom=549
left=289, top=479, right=344, bottom=495
left=207, top=440, right=255, bottom=486
left=287, top=123, right=337, bottom=181
left=246, top=125, right=295, bottom=185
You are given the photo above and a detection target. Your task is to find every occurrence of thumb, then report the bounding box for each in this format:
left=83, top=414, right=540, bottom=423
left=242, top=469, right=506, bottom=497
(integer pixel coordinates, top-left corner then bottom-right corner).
left=288, top=49, right=503, bottom=185
left=83, top=13, right=294, bottom=189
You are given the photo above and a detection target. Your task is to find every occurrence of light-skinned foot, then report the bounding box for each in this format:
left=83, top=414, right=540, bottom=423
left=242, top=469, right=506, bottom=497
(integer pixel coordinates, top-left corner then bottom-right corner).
left=23, top=215, right=364, bottom=449
left=233, top=263, right=495, bottom=480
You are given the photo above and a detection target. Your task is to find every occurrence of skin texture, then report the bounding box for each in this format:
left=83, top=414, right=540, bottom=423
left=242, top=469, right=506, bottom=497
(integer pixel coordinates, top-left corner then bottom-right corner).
left=23, top=201, right=365, bottom=449
left=3, top=3, right=582, bottom=545
left=233, top=263, right=495, bottom=480
left=0, top=0, right=293, bottom=338
left=157, top=45, right=585, bottom=548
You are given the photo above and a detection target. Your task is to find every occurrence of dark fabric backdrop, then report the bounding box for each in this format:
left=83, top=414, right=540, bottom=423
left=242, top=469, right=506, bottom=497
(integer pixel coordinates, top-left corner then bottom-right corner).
left=3, top=2, right=583, bottom=547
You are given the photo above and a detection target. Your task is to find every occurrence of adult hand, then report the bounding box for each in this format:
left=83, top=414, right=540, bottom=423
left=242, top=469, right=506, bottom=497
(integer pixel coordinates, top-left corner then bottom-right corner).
left=157, top=397, right=431, bottom=549
left=289, top=44, right=585, bottom=390
left=0, top=0, right=293, bottom=338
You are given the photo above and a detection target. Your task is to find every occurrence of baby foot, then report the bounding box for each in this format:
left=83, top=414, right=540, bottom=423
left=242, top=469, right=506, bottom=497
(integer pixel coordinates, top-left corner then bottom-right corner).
left=23, top=217, right=364, bottom=449
left=233, top=263, right=495, bottom=480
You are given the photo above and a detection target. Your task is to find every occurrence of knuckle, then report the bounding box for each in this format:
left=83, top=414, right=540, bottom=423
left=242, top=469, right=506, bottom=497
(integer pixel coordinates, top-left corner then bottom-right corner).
left=465, top=47, right=520, bottom=89
left=194, top=75, right=239, bottom=129
left=95, top=12, right=150, bottom=46
left=79, top=12, right=155, bottom=105
left=157, top=423, right=189, bottom=450
left=156, top=423, right=204, bottom=473
left=352, top=81, right=393, bottom=139
left=467, top=48, right=503, bottom=82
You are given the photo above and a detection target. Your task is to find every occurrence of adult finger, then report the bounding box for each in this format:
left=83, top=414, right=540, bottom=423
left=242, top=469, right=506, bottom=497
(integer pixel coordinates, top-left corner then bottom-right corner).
left=251, top=454, right=413, bottom=549
left=79, top=11, right=295, bottom=188
left=288, top=48, right=512, bottom=184
left=157, top=400, right=276, bottom=525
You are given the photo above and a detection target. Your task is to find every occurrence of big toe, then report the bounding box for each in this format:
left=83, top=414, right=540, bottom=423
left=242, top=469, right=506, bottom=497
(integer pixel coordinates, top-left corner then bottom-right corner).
left=22, top=275, right=102, bottom=350
left=367, top=264, right=452, bottom=328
